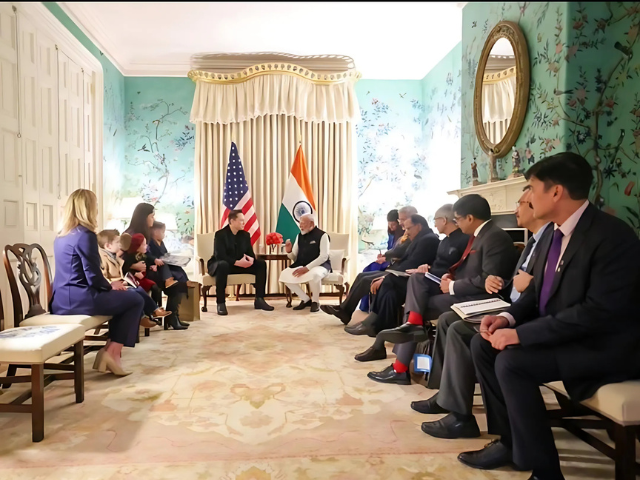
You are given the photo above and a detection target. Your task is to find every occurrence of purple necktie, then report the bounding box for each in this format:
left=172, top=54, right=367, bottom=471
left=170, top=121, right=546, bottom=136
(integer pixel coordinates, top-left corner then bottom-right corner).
left=539, top=228, right=564, bottom=316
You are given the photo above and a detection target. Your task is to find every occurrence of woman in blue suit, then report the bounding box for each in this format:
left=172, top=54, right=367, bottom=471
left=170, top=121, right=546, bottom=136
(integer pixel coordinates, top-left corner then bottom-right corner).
left=50, top=189, right=144, bottom=376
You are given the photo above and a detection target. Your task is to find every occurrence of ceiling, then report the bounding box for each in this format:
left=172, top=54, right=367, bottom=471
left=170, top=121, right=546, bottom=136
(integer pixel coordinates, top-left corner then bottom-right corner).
left=60, top=2, right=464, bottom=80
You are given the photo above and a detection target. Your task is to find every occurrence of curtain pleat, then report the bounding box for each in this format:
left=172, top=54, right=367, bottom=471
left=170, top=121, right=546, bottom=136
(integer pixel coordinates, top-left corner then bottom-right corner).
left=195, top=115, right=357, bottom=295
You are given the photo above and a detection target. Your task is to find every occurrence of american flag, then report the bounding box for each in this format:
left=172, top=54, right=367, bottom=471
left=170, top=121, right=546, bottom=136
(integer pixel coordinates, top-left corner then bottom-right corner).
left=220, top=142, right=261, bottom=245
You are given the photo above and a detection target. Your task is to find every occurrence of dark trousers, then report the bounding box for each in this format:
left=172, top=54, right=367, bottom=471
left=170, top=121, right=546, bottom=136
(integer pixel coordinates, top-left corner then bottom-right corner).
left=95, top=290, right=144, bottom=347
left=471, top=335, right=563, bottom=474
left=133, top=286, right=159, bottom=316
left=212, top=259, right=267, bottom=303
left=168, top=264, right=189, bottom=283
left=339, top=271, right=387, bottom=315
left=146, top=263, right=174, bottom=287
left=370, top=275, right=408, bottom=332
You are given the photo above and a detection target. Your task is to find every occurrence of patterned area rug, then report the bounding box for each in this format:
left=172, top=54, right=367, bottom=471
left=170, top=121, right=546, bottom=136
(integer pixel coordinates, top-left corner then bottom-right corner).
left=0, top=300, right=622, bottom=479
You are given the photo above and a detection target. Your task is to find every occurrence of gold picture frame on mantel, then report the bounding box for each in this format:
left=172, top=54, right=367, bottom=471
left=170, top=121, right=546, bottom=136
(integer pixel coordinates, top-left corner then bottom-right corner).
left=473, top=21, right=530, bottom=165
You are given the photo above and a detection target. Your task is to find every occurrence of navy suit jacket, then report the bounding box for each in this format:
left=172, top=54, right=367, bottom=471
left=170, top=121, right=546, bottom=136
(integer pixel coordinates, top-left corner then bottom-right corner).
left=50, top=225, right=112, bottom=313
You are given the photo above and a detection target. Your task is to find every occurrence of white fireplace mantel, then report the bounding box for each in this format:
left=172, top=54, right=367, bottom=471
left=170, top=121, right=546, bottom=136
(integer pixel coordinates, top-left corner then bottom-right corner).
left=448, top=176, right=528, bottom=215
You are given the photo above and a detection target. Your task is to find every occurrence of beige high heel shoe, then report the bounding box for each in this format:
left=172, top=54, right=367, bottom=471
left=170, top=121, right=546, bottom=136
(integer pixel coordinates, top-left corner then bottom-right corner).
left=99, top=351, right=132, bottom=377
left=92, top=349, right=105, bottom=370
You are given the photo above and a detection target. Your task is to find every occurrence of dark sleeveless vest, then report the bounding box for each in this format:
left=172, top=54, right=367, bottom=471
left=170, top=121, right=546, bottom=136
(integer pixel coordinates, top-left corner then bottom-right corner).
left=291, top=227, right=332, bottom=272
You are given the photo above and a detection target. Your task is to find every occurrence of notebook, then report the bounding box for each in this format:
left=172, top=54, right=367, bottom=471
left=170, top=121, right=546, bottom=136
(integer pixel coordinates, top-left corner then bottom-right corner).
left=451, top=298, right=510, bottom=321
left=386, top=270, right=410, bottom=277
left=160, top=254, right=191, bottom=268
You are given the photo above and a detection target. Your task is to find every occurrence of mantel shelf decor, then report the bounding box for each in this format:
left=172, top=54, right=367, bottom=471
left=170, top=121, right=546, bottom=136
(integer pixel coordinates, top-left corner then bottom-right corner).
left=448, top=176, right=527, bottom=215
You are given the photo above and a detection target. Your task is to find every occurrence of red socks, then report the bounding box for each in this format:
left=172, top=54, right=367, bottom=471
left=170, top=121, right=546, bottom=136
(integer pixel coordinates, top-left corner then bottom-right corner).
left=393, top=360, right=408, bottom=373
left=407, top=311, right=423, bottom=326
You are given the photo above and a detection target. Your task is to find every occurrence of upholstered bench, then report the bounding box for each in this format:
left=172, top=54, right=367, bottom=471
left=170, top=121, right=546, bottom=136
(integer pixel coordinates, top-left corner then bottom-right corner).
left=0, top=324, right=85, bottom=442
left=545, top=381, right=640, bottom=479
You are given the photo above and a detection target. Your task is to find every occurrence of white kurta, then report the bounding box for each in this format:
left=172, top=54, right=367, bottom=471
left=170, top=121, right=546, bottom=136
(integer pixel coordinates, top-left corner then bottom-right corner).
left=279, top=233, right=330, bottom=302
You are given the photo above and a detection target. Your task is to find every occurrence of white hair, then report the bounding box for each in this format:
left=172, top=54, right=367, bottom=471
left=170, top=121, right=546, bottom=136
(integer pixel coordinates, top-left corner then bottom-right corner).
left=300, top=213, right=316, bottom=224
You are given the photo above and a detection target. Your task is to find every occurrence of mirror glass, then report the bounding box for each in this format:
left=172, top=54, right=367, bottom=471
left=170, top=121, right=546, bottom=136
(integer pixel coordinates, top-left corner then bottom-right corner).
left=481, top=37, right=517, bottom=146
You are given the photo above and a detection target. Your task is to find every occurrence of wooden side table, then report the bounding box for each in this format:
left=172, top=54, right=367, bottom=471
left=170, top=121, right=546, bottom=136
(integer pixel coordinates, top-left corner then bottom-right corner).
left=257, top=252, right=293, bottom=307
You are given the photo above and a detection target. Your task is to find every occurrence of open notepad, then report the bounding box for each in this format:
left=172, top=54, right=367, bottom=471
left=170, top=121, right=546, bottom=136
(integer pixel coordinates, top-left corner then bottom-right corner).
left=451, top=298, right=510, bottom=322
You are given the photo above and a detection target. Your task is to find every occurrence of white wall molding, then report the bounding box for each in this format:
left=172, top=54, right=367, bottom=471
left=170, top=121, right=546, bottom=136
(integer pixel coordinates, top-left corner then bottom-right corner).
left=57, top=1, right=125, bottom=75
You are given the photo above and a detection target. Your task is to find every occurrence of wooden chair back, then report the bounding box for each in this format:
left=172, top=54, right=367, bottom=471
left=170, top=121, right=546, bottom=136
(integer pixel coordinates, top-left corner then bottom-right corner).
left=0, top=285, right=4, bottom=332
left=3, top=244, right=52, bottom=327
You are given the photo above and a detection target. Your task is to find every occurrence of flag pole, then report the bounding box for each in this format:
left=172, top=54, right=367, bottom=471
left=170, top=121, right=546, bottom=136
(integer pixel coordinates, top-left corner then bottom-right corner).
left=298, top=132, right=302, bottom=145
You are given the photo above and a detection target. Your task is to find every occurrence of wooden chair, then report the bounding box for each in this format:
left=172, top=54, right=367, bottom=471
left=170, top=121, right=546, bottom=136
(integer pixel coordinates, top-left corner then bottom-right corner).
left=0, top=288, right=85, bottom=442
left=196, top=233, right=255, bottom=312
left=545, top=381, right=640, bottom=480
left=3, top=243, right=111, bottom=354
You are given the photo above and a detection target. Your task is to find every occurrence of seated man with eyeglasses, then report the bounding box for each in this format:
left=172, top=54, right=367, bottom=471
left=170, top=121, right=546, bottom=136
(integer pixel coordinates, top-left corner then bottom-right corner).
left=360, top=194, right=518, bottom=386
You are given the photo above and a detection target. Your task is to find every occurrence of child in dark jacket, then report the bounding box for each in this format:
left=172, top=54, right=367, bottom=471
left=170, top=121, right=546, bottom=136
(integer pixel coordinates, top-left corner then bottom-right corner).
left=149, top=221, right=189, bottom=283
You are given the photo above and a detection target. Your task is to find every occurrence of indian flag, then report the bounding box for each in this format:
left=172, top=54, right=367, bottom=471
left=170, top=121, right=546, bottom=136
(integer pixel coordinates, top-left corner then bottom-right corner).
left=276, top=145, right=316, bottom=242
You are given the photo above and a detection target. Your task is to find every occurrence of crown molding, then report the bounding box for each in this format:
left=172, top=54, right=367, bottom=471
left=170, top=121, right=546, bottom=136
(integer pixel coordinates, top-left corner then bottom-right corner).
left=57, top=2, right=125, bottom=74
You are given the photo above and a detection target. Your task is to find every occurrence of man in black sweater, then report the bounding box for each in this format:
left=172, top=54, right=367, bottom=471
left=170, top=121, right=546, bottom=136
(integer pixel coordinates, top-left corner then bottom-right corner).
left=207, top=210, right=274, bottom=315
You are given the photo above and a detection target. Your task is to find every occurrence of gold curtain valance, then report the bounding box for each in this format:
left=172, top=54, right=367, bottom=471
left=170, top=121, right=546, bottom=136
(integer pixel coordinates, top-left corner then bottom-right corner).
left=188, top=62, right=361, bottom=85
left=482, top=66, right=517, bottom=85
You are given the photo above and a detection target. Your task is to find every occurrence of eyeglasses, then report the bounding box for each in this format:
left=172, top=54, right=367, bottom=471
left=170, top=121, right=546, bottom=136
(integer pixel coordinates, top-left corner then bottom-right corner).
left=515, top=201, right=532, bottom=209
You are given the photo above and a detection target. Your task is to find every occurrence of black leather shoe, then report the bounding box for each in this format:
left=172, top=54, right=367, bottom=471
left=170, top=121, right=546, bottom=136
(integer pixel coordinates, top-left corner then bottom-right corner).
left=217, top=304, right=228, bottom=316
left=457, top=439, right=516, bottom=470
left=254, top=298, right=275, bottom=311
left=310, top=302, right=319, bottom=312
left=166, top=315, right=188, bottom=330
left=293, top=300, right=312, bottom=310
left=411, top=394, right=449, bottom=414
left=528, top=472, right=565, bottom=480
left=320, top=305, right=351, bottom=324
left=421, top=413, right=480, bottom=439
left=344, top=323, right=376, bottom=336
left=178, top=319, right=190, bottom=328
left=355, top=346, right=386, bottom=362
left=367, top=364, right=411, bottom=385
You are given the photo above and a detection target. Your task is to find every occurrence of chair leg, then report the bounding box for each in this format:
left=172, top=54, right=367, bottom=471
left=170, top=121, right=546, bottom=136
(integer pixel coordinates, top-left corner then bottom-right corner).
left=31, top=364, right=45, bottom=442
left=202, top=286, right=210, bottom=312
left=337, top=285, right=345, bottom=304
left=2, top=364, right=17, bottom=389
left=236, top=285, right=241, bottom=301
left=345, top=282, right=350, bottom=295
left=73, top=341, right=84, bottom=404
left=613, top=423, right=636, bottom=480
left=144, top=327, right=150, bottom=337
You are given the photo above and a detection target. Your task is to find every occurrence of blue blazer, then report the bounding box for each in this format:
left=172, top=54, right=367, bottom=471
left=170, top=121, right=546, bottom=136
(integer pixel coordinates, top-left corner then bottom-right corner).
left=50, top=225, right=113, bottom=314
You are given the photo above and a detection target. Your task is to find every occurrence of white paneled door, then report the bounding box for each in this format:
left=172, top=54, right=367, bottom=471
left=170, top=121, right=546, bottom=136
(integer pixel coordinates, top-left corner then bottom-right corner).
left=0, top=3, right=103, bottom=328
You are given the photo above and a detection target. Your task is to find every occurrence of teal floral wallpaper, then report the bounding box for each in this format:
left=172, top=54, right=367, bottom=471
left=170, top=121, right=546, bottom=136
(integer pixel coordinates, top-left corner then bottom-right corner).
left=355, top=44, right=462, bottom=266
left=461, top=2, right=640, bottom=234
left=111, top=77, right=197, bottom=252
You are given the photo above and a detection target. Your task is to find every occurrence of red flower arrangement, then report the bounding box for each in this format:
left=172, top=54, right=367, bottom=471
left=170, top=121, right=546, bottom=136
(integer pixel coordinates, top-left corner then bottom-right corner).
left=266, top=232, right=284, bottom=252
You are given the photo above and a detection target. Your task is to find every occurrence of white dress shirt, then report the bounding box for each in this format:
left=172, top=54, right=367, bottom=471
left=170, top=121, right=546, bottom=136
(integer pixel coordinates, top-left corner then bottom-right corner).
left=287, top=232, right=330, bottom=269
left=510, top=222, right=551, bottom=303
left=449, top=219, right=491, bottom=295
left=501, top=201, right=590, bottom=326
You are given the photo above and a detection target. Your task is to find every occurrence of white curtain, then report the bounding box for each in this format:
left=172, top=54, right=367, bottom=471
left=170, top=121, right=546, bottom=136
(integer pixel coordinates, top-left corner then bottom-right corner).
left=482, top=74, right=516, bottom=144
left=192, top=73, right=359, bottom=290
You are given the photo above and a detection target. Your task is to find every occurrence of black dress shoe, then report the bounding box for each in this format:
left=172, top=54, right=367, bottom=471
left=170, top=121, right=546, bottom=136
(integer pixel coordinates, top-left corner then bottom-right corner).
left=254, top=298, right=275, bottom=311
left=344, top=323, right=376, bottom=336
left=320, top=305, right=351, bottom=324
left=166, top=315, right=188, bottom=330
left=293, top=300, right=312, bottom=310
left=528, top=472, right=565, bottom=480
left=178, top=319, right=190, bottom=327
left=458, top=439, right=516, bottom=470
left=310, top=302, right=319, bottom=312
left=411, top=394, right=449, bottom=414
left=217, top=304, right=228, bottom=316
left=421, top=413, right=481, bottom=439
left=354, top=346, right=387, bottom=362
left=367, top=364, right=411, bottom=385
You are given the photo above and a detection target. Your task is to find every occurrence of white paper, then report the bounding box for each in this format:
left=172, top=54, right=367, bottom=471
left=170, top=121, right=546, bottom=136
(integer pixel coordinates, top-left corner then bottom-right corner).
left=453, top=298, right=510, bottom=316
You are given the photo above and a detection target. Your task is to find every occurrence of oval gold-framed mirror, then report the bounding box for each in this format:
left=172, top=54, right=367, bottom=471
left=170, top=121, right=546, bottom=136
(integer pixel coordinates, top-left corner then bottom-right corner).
left=473, top=21, right=530, bottom=159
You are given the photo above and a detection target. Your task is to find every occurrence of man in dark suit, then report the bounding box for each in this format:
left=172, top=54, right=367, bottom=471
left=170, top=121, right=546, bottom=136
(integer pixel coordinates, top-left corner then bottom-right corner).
left=320, top=206, right=417, bottom=324
left=364, top=194, right=518, bottom=385
left=207, top=210, right=274, bottom=315
left=417, top=187, right=552, bottom=439
left=340, top=214, right=442, bottom=333
left=343, top=204, right=468, bottom=337
left=458, top=152, right=640, bottom=480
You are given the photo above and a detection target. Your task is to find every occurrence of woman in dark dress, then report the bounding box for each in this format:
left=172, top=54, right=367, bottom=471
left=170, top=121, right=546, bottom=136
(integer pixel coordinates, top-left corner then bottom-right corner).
left=125, top=203, right=189, bottom=330
left=50, top=189, right=144, bottom=376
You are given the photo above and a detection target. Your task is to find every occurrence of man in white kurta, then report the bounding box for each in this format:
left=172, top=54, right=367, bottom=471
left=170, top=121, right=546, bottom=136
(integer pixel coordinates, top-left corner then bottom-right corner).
left=279, top=214, right=331, bottom=312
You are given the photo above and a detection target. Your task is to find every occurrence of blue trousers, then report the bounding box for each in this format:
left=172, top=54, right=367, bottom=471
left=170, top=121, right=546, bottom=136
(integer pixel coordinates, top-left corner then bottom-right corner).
left=358, top=262, right=388, bottom=312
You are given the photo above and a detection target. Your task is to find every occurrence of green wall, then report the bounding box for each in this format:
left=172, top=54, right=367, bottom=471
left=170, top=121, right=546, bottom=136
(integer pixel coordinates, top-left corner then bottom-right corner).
left=461, top=2, right=640, bottom=233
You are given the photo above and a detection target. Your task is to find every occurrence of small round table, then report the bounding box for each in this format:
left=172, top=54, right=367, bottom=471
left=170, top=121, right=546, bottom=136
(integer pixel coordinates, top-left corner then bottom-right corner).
left=257, top=252, right=293, bottom=307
